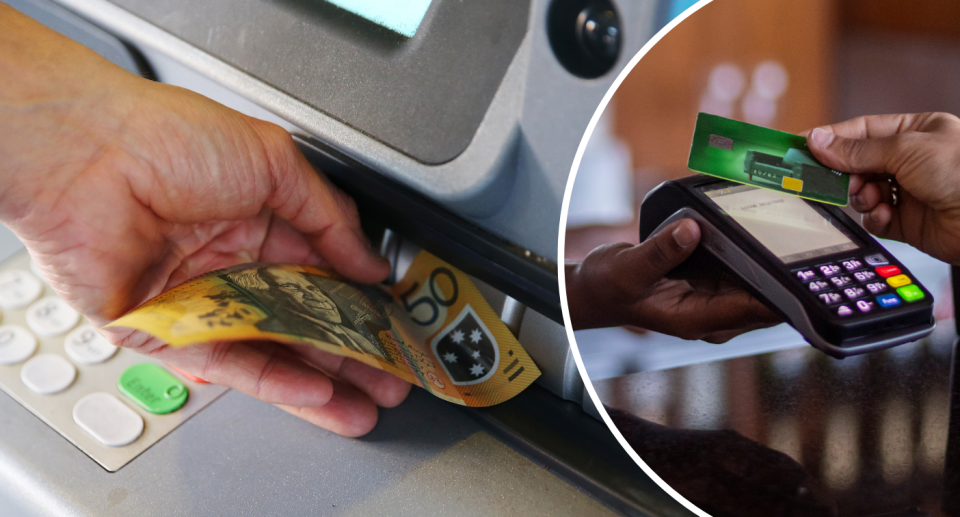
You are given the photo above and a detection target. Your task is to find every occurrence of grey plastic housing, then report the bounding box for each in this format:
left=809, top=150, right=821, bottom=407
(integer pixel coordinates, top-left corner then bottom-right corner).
left=47, top=0, right=660, bottom=262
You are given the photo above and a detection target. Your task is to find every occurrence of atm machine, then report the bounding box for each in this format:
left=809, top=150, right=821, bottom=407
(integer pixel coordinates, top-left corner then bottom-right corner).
left=0, top=1, right=694, bottom=516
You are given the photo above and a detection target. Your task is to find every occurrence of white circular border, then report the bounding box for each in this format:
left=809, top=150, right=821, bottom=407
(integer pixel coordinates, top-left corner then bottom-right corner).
left=557, top=2, right=716, bottom=516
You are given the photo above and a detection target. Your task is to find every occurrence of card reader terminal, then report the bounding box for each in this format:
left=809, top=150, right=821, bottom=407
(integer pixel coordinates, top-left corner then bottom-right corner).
left=639, top=175, right=935, bottom=358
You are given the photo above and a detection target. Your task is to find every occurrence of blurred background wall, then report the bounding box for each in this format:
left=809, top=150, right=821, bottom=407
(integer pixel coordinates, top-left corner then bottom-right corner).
left=566, top=0, right=960, bottom=259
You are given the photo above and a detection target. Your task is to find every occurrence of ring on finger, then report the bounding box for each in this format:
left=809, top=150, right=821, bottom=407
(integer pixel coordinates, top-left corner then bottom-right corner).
left=889, top=178, right=900, bottom=207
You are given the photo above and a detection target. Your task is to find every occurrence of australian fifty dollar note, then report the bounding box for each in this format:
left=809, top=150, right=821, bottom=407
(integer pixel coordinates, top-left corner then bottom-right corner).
left=107, top=250, right=540, bottom=407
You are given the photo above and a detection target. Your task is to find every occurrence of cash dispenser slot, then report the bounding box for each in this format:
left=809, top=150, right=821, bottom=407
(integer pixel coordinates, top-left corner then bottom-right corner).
left=295, top=136, right=562, bottom=324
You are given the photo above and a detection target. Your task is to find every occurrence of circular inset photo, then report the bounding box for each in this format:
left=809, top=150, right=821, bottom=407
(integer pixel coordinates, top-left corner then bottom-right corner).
left=561, top=0, right=960, bottom=515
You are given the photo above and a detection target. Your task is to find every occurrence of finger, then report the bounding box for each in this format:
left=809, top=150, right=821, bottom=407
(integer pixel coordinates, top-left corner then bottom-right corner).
left=850, top=181, right=882, bottom=213
left=622, top=219, right=701, bottom=284
left=862, top=203, right=897, bottom=240
left=276, top=379, right=379, bottom=437
left=650, top=291, right=779, bottom=341
left=288, top=345, right=412, bottom=408
left=258, top=215, right=326, bottom=265
left=255, top=123, right=390, bottom=284
left=848, top=173, right=866, bottom=198
left=807, top=127, right=904, bottom=175
left=807, top=113, right=928, bottom=141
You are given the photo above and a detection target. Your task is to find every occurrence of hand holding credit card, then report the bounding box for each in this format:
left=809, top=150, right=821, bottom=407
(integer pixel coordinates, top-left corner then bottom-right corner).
left=688, top=113, right=850, bottom=206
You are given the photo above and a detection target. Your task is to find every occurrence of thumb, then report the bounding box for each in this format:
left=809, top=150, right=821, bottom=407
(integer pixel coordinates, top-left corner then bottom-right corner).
left=626, top=219, right=701, bottom=282
left=807, top=127, right=900, bottom=175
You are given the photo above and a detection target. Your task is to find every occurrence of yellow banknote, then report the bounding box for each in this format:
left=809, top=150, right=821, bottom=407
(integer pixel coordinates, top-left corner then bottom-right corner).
left=107, top=250, right=540, bottom=406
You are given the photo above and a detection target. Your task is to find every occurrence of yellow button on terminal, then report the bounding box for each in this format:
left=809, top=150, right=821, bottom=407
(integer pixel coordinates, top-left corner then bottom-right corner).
left=886, top=274, right=912, bottom=289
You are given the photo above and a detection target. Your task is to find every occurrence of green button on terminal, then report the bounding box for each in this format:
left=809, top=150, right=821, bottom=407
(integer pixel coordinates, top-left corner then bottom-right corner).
left=118, top=364, right=188, bottom=414
left=896, top=284, right=926, bottom=303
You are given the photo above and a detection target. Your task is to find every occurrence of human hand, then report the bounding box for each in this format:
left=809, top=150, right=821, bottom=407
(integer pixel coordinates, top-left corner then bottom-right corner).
left=0, top=5, right=409, bottom=436
left=564, top=219, right=779, bottom=342
left=805, top=112, right=960, bottom=265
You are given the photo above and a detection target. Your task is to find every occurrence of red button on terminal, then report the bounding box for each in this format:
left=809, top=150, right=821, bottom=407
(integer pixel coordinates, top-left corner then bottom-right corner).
left=875, top=265, right=901, bottom=278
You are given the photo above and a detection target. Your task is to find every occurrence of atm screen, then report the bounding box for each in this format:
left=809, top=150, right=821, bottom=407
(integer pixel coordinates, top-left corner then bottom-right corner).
left=325, top=0, right=433, bottom=37
left=701, top=183, right=860, bottom=264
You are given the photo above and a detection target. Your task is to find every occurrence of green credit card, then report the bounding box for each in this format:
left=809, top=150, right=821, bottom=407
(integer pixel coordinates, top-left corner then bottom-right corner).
left=687, top=113, right=849, bottom=206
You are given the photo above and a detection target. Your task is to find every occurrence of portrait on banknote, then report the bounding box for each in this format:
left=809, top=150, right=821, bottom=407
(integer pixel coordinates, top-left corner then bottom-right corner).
left=223, top=266, right=392, bottom=360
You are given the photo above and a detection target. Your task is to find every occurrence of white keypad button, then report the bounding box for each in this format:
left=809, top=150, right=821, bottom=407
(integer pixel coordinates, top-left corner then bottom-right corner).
left=64, top=325, right=117, bottom=365
left=73, top=392, right=144, bottom=447
left=20, top=353, right=76, bottom=394
left=26, top=297, right=79, bottom=337
left=0, top=324, right=38, bottom=365
left=0, top=269, right=43, bottom=309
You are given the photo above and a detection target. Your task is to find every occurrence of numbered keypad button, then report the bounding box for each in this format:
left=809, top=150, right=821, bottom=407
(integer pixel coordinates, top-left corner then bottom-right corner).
left=73, top=392, right=143, bottom=447
left=0, top=270, right=43, bottom=310
left=808, top=280, right=830, bottom=292
left=0, top=325, right=37, bottom=365
left=819, top=292, right=843, bottom=305
left=853, top=270, right=877, bottom=283
left=26, top=297, right=79, bottom=337
left=65, top=325, right=117, bottom=365
left=819, top=264, right=842, bottom=277
left=856, top=299, right=876, bottom=313
left=20, top=353, right=76, bottom=394
left=841, top=259, right=863, bottom=271
left=836, top=305, right=854, bottom=317
left=796, top=270, right=817, bottom=281
left=843, top=286, right=867, bottom=300
left=865, top=282, right=888, bottom=295
left=830, top=276, right=853, bottom=288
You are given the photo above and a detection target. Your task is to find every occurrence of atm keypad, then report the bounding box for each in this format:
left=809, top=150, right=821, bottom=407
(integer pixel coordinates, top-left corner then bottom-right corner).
left=795, top=253, right=926, bottom=315
left=0, top=252, right=227, bottom=471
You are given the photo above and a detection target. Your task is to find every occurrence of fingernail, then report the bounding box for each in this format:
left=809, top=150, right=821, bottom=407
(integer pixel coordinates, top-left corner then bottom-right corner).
left=851, top=193, right=862, bottom=206
left=810, top=128, right=834, bottom=148
left=672, top=222, right=698, bottom=248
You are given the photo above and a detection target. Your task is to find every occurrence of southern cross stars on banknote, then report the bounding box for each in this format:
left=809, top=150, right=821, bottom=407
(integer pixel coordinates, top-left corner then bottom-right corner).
left=108, top=250, right=540, bottom=407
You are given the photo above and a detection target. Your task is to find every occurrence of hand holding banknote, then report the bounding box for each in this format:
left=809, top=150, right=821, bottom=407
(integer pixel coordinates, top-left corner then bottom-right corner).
left=0, top=5, right=408, bottom=436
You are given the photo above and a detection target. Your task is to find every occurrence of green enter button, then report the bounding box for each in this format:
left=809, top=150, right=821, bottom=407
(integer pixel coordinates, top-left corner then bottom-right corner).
left=118, top=364, right=188, bottom=414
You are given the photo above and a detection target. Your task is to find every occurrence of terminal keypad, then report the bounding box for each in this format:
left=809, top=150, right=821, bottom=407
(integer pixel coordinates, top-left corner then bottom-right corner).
left=793, top=254, right=925, bottom=317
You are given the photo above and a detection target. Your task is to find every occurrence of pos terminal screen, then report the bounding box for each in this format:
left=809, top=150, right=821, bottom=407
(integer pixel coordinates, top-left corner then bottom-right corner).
left=700, top=184, right=859, bottom=264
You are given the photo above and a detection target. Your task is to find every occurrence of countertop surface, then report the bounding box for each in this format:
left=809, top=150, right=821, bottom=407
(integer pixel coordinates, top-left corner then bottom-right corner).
left=596, top=335, right=960, bottom=517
